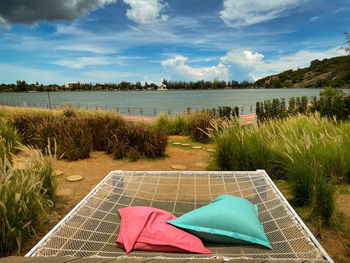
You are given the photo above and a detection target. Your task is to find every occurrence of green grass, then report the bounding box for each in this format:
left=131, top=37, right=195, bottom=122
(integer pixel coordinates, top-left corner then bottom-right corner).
left=207, top=113, right=350, bottom=226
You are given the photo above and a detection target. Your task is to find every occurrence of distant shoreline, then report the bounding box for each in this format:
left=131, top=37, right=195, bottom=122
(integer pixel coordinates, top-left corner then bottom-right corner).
left=0, top=87, right=334, bottom=93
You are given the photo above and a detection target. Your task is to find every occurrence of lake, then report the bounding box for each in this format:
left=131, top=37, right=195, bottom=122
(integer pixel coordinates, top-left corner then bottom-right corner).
left=0, top=89, right=346, bottom=116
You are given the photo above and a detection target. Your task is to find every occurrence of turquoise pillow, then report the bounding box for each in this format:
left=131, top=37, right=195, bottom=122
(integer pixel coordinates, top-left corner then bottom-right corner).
left=167, top=194, right=272, bottom=249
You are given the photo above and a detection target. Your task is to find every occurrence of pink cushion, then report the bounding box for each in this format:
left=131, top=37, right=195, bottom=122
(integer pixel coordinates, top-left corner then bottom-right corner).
left=116, top=206, right=212, bottom=254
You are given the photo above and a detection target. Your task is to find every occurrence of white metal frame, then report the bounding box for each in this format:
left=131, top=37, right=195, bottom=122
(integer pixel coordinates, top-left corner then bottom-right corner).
left=26, top=169, right=333, bottom=262
left=258, top=169, right=334, bottom=263
left=25, top=170, right=122, bottom=257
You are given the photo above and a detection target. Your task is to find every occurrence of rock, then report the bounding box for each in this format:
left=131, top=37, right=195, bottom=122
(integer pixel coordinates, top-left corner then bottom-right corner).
left=170, top=164, right=187, bottom=170
left=55, top=170, right=63, bottom=176
left=194, top=162, right=207, bottom=168
left=57, top=188, right=73, bottom=196
left=192, top=146, right=202, bottom=149
left=172, top=142, right=181, bottom=145
left=181, top=143, right=190, bottom=146
left=67, top=175, right=83, bottom=182
left=207, top=149, right=216, bottom=152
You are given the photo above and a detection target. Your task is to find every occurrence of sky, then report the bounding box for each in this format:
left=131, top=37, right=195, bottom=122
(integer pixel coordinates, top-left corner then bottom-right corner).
left=0, top=0, right=349, bottom=85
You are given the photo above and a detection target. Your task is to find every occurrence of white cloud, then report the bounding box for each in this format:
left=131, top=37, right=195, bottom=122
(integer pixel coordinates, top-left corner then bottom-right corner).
left=53, top=56, right=111, bottom=68
left=123, top=0, right=167, bottom=24
left=220, top=0, right=305, bottom=27
left=161, top=55, right=230, bottom=81
left=221, top=50, right=264, bottom=66
left=221, top=48, right=346, bottom=81
left=0, top=16, right=10, bottom=30
left=54, top=44, right=114, bottom=54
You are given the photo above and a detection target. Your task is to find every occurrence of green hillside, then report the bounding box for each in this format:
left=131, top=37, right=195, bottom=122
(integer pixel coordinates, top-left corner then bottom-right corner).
left=255, top=55, right=350, bottom=88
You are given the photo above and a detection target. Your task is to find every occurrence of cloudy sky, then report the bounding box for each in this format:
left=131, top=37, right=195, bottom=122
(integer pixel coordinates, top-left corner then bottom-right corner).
left=0, top=0, right=349, bottom=84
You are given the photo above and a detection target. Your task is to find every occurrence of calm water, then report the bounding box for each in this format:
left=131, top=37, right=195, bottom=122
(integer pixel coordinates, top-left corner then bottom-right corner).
left=0, top=89, right=346, bottom=116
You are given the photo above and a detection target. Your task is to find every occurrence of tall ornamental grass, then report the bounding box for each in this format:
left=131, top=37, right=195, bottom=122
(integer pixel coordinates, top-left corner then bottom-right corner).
left=208, top=113, right=349, bottom=226
left=6, top=108, right=168, bottom=161
left=0, top=118, right=21, bottom=167
left=0, top=144, right=56, bottom=256
left=111, top=122, right=168, bottom=161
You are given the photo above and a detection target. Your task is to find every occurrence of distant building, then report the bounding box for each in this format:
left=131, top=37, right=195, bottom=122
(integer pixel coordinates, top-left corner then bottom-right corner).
left=64, top=82, right=79, bottom=89
left=157, top=84, right=168, bottom=91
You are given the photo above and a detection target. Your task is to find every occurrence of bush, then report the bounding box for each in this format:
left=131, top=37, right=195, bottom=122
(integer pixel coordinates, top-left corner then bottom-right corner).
left=256, top=88, right=350, bottom=122
left=111, top=122, right=168, bottom=160
left=189, top=110, right=215, bottom=143
left=8, top=108, right=53, bottom=146
left=7, top=108, right=168, bottom=161
left=155, top=113, right=190, bottom=135
left=86, top=111, right=127, bottom=151
left=32, top=114, right=92, bottom=161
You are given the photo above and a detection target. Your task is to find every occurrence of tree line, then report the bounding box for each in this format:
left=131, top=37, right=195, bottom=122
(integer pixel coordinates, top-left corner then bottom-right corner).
left=0, top=79, right=255, bottom=92
left=256, top=87, right=350, bottom=121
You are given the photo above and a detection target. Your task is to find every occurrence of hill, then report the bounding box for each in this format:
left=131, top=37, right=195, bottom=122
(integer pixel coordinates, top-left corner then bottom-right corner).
left=254, top=55, right=350, bottom=88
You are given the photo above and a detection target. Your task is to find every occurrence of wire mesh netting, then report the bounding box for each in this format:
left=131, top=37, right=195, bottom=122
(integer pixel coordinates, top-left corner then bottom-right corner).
left=27, top=170, right=330, bottom=261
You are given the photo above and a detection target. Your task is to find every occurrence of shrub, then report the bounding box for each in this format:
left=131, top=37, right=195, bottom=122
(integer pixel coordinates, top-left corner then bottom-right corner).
left=155, top=113, right=190, bottom=135
left=8, top=108, right=54, bottom=146
left=33, top=114, right=92, bottom=161
left=189, top=110, right=215, bottom=143
left=86, top=111, right=127, bottom=151
left=111, top=122, right=168, bottom=160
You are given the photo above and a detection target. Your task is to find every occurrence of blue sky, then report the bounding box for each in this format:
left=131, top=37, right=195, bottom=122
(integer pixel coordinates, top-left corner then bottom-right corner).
left=0, top=0, right=349, bottom=85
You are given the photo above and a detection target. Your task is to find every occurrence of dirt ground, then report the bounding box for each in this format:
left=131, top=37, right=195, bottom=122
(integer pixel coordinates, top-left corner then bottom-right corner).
left=21, top=136, right=214, bottom=254
left=20, top=136, right=350, bottom=262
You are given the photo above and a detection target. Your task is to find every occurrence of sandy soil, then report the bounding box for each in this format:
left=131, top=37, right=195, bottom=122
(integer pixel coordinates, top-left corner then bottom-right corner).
left=21, top=136, right=214, bottom=254
left=19, top=136, right=350, bottom=262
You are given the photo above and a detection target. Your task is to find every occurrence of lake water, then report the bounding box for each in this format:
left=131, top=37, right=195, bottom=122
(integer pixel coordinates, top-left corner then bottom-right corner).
left=0, top=89, right=346, bottom=116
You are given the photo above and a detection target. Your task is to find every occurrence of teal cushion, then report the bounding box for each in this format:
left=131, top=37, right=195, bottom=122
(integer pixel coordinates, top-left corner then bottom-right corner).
left=167, top=194, right=272, bottom=249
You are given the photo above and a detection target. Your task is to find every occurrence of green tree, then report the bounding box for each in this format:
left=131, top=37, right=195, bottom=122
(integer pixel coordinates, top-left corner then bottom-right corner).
left=16, top=80, right=27, bottom=92
left=341, top=31, right=350, bottom=54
